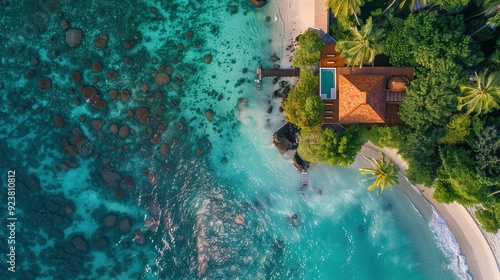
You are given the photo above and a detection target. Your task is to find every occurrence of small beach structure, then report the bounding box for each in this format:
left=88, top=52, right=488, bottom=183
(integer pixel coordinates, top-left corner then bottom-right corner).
left=301, top=170, right=308, bottom=190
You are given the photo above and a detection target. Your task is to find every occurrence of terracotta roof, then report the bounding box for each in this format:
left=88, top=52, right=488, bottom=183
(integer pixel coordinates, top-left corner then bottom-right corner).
left=339, top=75, right=386, bottom=124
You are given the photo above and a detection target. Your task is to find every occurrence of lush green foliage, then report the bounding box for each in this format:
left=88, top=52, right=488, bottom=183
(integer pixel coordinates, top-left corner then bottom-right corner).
left=439, top=114, right=471, bottom=144
left=359, top=152, right=399, bottom=195
left=337, top=17, right=384, bottom=67
left=297, top=129, right=323, bottom=163
left=317, top=125, right=367, bottom=167
left=434, top=146, right=484, bottom=205
left=399, top=70, right=463, bottom=130
left=474, top=126, right=500, bottom=177
left=292, top=30, right=325, bottom=70
left=282, top=70, right=323, bottom=130
left=382, top=18, right=415, bottom=67
left=458, top=70, right=500, bottom=115
left=368, top=126, right=407, bottom=149
left=383, top=11, right=483, bottom=69
left=475, top=209, right=500, bottom=233
left=297, top=125, right=367, bottom=167
left=431, top=0, right=470, bottom=13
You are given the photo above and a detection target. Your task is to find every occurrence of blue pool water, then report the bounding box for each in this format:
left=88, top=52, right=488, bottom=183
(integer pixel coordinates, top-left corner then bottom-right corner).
left=320, top=68, right=336, bottom=99
left=0, top=0, right=468, bottom=279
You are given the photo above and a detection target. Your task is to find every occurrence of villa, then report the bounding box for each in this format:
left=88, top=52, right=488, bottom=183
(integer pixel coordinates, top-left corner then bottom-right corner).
left=319, top=47, right=414, bottom=127
left=309, top=0, right=414, bottom=127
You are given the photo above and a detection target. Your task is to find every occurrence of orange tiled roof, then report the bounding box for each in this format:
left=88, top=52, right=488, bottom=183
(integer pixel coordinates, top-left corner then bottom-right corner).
left=339, top=75, right=386, bottom=124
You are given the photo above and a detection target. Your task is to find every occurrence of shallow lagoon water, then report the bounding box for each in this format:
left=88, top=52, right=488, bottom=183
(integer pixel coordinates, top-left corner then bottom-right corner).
left=0, top=0, right=468, bottom=279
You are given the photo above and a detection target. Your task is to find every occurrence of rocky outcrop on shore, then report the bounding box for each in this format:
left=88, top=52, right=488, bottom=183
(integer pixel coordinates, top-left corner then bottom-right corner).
left=272, top=123, right=299, bottom=154
left=273, top=123, right=310, bottom=172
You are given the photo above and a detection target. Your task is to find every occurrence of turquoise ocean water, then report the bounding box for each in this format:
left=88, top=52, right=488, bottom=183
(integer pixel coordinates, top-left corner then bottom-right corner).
left=0, top=0, right=469, bottom=279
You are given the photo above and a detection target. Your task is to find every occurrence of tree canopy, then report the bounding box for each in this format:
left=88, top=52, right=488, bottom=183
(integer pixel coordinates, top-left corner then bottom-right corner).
left=337, top=17, right=384, bottom=67
left=292, top=30, right=325, bottom=70
left=281, top=70, right=323, bottom=130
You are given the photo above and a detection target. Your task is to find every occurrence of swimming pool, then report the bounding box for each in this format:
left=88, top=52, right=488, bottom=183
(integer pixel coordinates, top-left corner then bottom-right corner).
left=320, top=68, right=336, bottom=99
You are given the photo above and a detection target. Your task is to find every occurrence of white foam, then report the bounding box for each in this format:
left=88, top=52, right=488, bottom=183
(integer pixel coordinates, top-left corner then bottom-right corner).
left=429, top=208, right=472, bottom=280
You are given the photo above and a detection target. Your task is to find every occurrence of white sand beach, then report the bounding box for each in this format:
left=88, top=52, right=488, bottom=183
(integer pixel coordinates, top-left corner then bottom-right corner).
left=272, top=0, right=500, bottom=278
left=362, top=142, right=500, bottom=280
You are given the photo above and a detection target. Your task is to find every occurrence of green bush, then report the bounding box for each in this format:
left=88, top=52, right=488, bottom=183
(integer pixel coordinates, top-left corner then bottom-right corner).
left=475, top=209, right=499, bottom=233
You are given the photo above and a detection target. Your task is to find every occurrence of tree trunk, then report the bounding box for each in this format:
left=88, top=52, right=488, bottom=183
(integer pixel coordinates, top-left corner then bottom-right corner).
left=378, top=0, right=397, bottom=20
left=488, top=189, right=500, bottom=197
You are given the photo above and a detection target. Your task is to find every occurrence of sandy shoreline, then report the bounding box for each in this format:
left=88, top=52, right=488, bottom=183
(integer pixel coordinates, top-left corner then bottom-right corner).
left=361, top=142, right=500, bottom=280
left=271, top=0, right=500, bottom=278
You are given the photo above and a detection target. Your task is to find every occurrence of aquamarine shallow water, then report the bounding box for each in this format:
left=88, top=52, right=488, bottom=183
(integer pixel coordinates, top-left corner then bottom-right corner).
left=0, top=0, right=468, bottom=279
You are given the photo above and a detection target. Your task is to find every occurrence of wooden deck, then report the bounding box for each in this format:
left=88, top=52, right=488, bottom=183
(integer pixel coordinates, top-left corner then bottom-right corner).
left=255, top=66, right=300, bottom=89
left=261, top=68, right=300, bottom=77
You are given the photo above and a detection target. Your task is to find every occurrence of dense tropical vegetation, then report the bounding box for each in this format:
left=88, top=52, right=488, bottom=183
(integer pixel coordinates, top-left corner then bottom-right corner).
left=284, top=0, right=500, bottom=232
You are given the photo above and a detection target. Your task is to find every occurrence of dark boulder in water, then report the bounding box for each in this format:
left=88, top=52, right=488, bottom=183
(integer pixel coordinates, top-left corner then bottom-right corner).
left=60, top=19, right=69, bottom=30
left=39, top=77, right=51, bottom=90
left=71, top=71, right=82, bottom=83
left=272, top=133, right=292, bottom=154
left=136, top=108, right=149, bottom=124
left=133, top=231, right=146, bottom=245
left=71, top=235, right=88, bottom=254
left=53, top=115, right=64, bottom=127
left=101, top=168, right=122, bottom=188
left=92, top=62, right=102, bottom=72
left=65, top=29, right=82, bottom=47
left=93, top=34, right=108, bottom=49
left=118, top=125, right=129, bottom=139
left=160, top=144, right=169, bottom=156
left=103, top=214, right=117, bottom=227
left=155, top=73, right=170, bottom=86
left=205, top=109, right=214, bottom=121
left=91, top=119, right=102, bottom=131
left=93, top=237, right=108, bottom=249
left=185, top=30, right=194, bottom=37
left=119, top=217, right=131, bottom=233
left=203, top=54, right=212, bottom=64
left=109, top=124, right=118, bottom=134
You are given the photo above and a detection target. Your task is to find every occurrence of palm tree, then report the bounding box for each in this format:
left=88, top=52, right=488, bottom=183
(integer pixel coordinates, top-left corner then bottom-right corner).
left=326, top=0, right=362, bottom=26
left=457, top=70, right=500, bottom=115
left=359, top=152, right=399, bottom=195
left=379, top=0, right=429, bottom=19
left=336, top=17, right=384, bottom=68
left=399, top=0, right=429, bottom=11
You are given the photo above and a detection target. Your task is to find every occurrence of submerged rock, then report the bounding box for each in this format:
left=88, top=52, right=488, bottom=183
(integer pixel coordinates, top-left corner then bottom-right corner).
left=119, top=217, right=131, bottom=233
left=234, top=215, right=245, bottom=225
left=103, top=214, right=117, bottom=227
left=118, top=125, right=129, bottom=139
left=133, top=231, right=146, bottom=245
left=136, top=108, right=149, bottom=124
left=39, top=77, right=51, bottom=90
left=71, top=236, right=88, bottom=253
left=53, top=115, right=64, bottom=127
left=91, top=119, right=102, bottom=131
left=203, top=54, right=212, bottom=64
left=93, top=34, right=108, bottom=49
left=205, top=109, right=214, bottom=121
left=101, top=168, right=122, bottom=188
left=160, top=143, right=169, bottom=156
left=155, top=73, right=170, bottom=86
left=65, top=29, right=82, bottom=47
